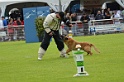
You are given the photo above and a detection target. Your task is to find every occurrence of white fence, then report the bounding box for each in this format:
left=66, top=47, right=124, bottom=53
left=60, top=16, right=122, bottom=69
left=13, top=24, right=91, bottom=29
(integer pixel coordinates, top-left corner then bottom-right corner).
left=62, top=18, right=124, bottom=36
left=89, top=19, right=124, bottom=35
left=0, top=25, right=25, bottom=41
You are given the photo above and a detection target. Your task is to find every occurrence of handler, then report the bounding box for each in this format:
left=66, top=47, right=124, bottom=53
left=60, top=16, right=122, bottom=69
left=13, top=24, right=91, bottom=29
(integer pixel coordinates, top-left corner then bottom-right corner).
left=38, top=12, right=73, bottom=60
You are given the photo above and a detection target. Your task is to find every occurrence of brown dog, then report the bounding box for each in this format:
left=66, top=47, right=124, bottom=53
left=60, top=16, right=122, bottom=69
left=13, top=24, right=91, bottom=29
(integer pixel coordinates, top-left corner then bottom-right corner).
left=61, top=35, right=100, bottom=55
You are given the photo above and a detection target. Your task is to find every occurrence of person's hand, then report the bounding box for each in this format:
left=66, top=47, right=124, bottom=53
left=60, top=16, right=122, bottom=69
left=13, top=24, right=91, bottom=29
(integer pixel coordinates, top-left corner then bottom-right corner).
left=49, top=31, right=55, bottom=36
left=69, top=24, right=73, bottom=27
left=84, top=20, right=87, bottom=22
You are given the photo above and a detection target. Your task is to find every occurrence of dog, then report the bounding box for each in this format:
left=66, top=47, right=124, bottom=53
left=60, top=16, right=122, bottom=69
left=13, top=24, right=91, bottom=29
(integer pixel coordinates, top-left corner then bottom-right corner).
left=61, top=35, right=100, bottom=55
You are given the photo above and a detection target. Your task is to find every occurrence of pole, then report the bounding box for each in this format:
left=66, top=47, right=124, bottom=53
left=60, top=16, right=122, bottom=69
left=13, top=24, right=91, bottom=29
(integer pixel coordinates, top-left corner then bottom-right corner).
left=72, top=44, right=89, bottom=77
left=59, top=0, right=62, bottom=12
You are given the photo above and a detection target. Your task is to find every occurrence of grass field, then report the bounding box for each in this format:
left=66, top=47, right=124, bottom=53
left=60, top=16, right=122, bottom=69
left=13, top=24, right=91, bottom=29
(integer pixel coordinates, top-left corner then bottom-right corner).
left=0, top=33, right=124, bottom=82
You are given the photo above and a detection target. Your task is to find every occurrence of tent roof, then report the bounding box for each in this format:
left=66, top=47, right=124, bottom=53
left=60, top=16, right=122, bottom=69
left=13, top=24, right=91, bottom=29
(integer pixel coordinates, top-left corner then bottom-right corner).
left=0, top=0, right=73, bottom=16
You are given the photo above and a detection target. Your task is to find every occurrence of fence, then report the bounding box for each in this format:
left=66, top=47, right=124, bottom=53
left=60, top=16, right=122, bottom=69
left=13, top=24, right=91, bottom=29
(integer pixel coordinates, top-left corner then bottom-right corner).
left=0, top=25, right=25, bottom=41
left=0, top=19, right=124, bottom=42
left=62, top=18, right=124, bottom=36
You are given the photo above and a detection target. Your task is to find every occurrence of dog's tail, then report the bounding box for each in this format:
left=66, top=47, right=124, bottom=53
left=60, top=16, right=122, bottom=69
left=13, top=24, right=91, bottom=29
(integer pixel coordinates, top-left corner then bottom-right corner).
left=90, top=44, right=100, bottom=54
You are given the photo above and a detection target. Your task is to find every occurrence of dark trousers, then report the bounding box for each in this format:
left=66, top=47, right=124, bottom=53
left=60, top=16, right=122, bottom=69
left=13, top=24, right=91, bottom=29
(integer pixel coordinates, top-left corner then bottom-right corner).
left=40, top=30, right=64, bottom=51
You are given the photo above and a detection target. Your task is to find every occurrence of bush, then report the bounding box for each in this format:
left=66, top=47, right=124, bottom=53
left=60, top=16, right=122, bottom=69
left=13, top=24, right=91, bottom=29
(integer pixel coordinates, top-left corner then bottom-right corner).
left=35, top=16, right=46, bottom=37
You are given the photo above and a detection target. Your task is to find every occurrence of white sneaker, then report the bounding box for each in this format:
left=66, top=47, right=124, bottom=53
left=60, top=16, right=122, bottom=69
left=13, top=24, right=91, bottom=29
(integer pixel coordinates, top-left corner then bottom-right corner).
left=38, top=47, right=45, bottom=61
left=38, top=57, right=42, bottom=60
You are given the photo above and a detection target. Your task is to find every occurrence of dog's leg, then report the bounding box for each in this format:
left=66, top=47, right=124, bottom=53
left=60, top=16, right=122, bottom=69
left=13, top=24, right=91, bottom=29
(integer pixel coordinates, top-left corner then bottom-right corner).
left=87, top=52, right=89, bottom=55
left=89, top=51, right=93, bottom=55
left=66, top=49, right=72, bottom=55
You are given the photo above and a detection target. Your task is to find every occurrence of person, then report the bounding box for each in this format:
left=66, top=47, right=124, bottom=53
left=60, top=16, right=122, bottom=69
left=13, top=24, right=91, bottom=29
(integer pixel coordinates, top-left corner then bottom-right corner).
left=38, top=12, right=73, bottom=60
left=95, top=10, right=104, bottom=20
left=71, top=13, right=77, bottom=21
left=0, top=17, right=5, bottom=41
left=0, top=17, right=4, bottom=30
left=64, top=13, right=71, bottom=33
left=7, top=18, right=17, bottom=41
left=121, top=9, right=124, bottom=22
left=95, top=10, right=104, bottom=25
left=16, top=17, right=24, bottom=40
left=80, top=13, right=90, bottom=35
left=112, top=11, right=121, bottom=24
left=104, top=11, right=111, bottom=19
left=1, top=16, right=8, bottom=28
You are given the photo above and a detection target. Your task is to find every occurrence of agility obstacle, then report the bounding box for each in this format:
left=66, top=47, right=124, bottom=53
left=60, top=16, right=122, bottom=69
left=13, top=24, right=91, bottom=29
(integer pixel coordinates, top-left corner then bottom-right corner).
left=72, top=44, right=89, bottom=77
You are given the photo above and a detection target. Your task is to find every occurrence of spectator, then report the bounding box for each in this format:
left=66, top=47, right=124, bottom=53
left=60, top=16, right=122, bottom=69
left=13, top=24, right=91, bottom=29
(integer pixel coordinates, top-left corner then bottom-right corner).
left=71, top=13, right=77, bottom=21
left=8, top=18, right=17, bottom=41
left=66, top=13, right=71, bottom=21
left=80, top=13, right=90, bottom=35
left=2, top=16, right=8, bottom=27
left=113, top=11, right=121, bottom=24
left=16, top=17, right=22, bottom=25
left=121, top=9, right=124, bottom=22
left=95, top=10, right=104, bottom=20
left=0, top=17, right=4, bottom=30
left=64, top=13, right=71, bottom=33
left=16, top=17, right=23, bottom=40
left=107, top=8, right=112, bottom=15
left=104, top=11, right=111, bottom=19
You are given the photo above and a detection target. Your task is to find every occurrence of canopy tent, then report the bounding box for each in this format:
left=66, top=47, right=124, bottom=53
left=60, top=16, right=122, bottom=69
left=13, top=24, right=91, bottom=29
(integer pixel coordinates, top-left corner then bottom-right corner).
left=0, top=0, right=124, bottom=17
left=0, top=0, right=73, bottom=16
left=101, top=1, right=114, bottom=9
left=115, top=0, right=124, bottom=8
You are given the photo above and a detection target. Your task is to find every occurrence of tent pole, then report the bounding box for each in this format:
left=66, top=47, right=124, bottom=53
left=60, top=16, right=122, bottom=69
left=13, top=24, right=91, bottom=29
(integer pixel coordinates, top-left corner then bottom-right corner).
left=59, top=0, right=62, bottom=12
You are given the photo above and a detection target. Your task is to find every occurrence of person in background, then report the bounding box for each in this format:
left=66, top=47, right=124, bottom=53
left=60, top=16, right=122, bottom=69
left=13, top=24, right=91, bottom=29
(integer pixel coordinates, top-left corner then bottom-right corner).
left=0, top=17, right=5, bottom=41
left=95, top=10, right=104, bottom=25
left=80, top=13, right=90, bottom=35
left=71, top=13, right=77, bottom=21
left=64, top=13, right=71, bottom=33
left=16, top=17, right=22, bottom=25
left=0, top=17, right=4, bottom=30
left=16, top=17, right=23, bottom=40
left=66, top=13, right=71, bottom=21
left=113, top=10, right=121, bottom=24
left=121, top=9, right=124, bottom=22
left=1, top=16, right=8, bottom=28
left=37, top=12, right=73, bottom=60
left=104, top=11, right=111, bottom=19
left=95, top=10, right=104, bottom=20
left=8, top=18, right=17, bottom=41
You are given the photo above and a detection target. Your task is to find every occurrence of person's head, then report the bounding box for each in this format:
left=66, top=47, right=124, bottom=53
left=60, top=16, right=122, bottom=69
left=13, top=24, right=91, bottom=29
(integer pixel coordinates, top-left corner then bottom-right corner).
left=107, top=8, right=110, bottom=11
left=1, top=16, right=5, bottom=20
left=97, top=10, right=101, bottom=15
left=71, top=13, right=76, bottom=17
left=83, top=13, right=86, bottom=17
left=17, top=17, right=21, bottom=21
left=56, top=12, right=65, bottom=20
left=66, top=13, right=70, bottom=17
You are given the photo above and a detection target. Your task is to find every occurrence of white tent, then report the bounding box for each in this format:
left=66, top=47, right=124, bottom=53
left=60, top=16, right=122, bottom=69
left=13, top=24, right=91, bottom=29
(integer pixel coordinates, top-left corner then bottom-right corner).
left=116, top=0, right=124, bottom=8
left=0, top=0, right=73, bottom=16
left=0, top=0, right=124, bottom=17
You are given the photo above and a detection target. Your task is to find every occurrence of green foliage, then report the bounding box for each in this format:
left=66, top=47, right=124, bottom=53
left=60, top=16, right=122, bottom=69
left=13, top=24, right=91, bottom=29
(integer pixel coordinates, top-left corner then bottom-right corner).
left=35, top=16, right=45, bottom=37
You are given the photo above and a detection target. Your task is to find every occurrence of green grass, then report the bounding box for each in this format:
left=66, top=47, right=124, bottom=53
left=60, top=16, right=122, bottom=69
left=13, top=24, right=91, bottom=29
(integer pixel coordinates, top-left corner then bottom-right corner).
left=0, top=33, right=124, bottom=82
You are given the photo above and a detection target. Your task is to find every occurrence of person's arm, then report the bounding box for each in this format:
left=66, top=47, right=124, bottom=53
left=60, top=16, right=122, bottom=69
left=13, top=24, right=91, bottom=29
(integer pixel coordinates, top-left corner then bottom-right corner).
left=43, top=14, right=53, bottom=33
left=80, top=16, right=83, bottom=21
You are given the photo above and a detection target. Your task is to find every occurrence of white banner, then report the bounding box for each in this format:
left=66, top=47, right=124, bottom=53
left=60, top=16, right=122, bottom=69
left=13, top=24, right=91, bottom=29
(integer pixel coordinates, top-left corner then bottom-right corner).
left=89, top=23, right=124, bottom=33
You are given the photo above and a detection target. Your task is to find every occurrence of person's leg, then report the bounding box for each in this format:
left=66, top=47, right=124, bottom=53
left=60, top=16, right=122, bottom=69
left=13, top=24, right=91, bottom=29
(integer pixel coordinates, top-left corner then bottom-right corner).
left=38, top=32, right=52, bottom=60
left=53, top=30, right=67, bottom=57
